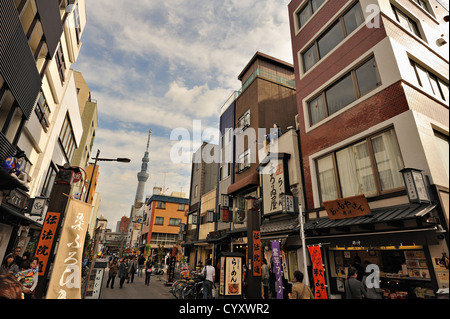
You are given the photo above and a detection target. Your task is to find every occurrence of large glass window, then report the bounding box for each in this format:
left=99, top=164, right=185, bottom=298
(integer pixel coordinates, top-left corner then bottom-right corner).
left=297, top=0, right=326, bottom=29
left=410, top=60, right=449, bottom=102
left=59, top=114, right=76, bottom=162
left=309, top=56, right=381, bottom=126
left=318, top=21, right=344, bottom=58
left=302, top=2, right=364, bottom=72
left=392, top=5, right=422, bottom=39
left=317, top=129, right=404, bottom=203
left=325, top=73, right=356, bottom=115
left=434, top=131, right=449, bottom=179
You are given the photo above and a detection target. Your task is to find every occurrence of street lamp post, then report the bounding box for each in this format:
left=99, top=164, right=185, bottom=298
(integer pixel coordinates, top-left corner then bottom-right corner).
left=82, top=149, right=130, bottom=298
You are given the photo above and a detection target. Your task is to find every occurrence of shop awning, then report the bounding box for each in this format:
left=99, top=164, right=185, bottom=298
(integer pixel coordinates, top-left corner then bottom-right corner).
left=261, top=215, right=298, bottom=236
left=303, top=203, right=436, bottom=231
left=227, top=172, right=258, bottom=195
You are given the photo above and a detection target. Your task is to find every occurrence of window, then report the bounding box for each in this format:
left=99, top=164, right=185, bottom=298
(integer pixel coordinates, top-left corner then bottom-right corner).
left=154, top=217, right=164, bottom=225
left=412, top=0, right=431, bottom=14
left=0, top=82, right=25, bottom=145
left=297, top=0, right=326, bottom=29
left=178, top=203, right=185, bottom=211
left=434, top=131, right=449, bottom=179
left=55, top=44, right=66, bottom=83
left=308, top=56, right=381, bottom=125
left=410, top=60, right=449, bottom=101
left=194, top=185, right=198, bottom=197
left=316, top=129, right=404, bottom=203
left=59, top=114, right=76, bottom=162
left=238, top=110, right=250, bottom=132
left=392, top=4, right=422, bottom=38
left=302, top=2, right=364, bottom=72
left=157, top=201, right=166, bottom=209
left=41, top=163, right=57, bottom=197
left=238, top=149, right=251, bottom=172
left=169, top=218, right=182, bottom=226
left=35, top=91, right=51, bottom=132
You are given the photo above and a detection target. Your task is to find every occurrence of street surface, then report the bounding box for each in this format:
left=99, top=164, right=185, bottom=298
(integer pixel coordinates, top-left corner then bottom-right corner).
left=99, top=268, right=175, bottom=299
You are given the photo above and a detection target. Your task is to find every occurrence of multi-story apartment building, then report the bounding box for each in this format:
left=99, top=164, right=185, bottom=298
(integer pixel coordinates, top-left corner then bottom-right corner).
left=289, top=0, right=448, bottom=299
left=0, top=0, right=87, bottom=263
left=183, top=142, right=218, bottom=267
left=140, top=191, right=188, bottom=260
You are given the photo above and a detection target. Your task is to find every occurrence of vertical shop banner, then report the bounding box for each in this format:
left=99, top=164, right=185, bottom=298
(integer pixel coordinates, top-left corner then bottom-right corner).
left=252, top=231, right=262, bottom=276
left=271, top=241, right=284, bottom=299
left=46, top=198, right=92, bottom=299
left=35, top=212, right=61, bottom=275
left=308, top=245, right=328, bottom=299
left=225, top=256, right=242, bottom=296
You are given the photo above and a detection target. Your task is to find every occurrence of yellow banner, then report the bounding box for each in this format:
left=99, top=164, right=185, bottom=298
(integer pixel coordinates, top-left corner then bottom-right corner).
left=46, top=198, right=92, bottom=299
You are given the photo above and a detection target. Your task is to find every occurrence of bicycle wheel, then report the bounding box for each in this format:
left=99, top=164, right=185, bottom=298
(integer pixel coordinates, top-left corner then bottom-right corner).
left=182, top=285, right=196, bottom=299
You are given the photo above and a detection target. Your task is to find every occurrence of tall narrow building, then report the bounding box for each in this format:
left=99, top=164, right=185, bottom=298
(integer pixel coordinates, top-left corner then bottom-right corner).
left=135, top=129, right=151, bottom=205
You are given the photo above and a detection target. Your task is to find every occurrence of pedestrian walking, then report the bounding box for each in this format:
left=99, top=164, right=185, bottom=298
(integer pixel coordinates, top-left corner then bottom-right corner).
left=202, top=259, right=215, bottom=299
left=15, top=257, right=39, bottom=299
left=288, top=270, right=314, bottom=299
left=106, top=257, right=119, bottom=289
left=261, top=259, right=270, bottom=299
left=0, top=254, right=20, bottom=275
left=144, top=257, right=153, bottom=285
left=345, top=266, right=367, bottom=299
left=138, top=254, right=145, bottom=278
left=128, top=255, right=138, bottom=283
left=118, top=257, right=129, bottom=288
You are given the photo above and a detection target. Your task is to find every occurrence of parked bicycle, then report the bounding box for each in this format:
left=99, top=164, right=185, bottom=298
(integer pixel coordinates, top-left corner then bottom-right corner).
left=181, top=271, right=205, bottom=299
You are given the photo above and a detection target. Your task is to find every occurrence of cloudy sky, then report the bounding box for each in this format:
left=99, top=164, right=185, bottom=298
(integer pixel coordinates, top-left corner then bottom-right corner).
left=73, top=0, right=293, bottom=229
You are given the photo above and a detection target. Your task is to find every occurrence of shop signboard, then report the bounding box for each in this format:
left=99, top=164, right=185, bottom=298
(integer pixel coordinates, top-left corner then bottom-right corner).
left=252, top=231, right=261, bottom=277
left=261, top=157, right=288, bottom=216
left=401, top=168, right=430, bottom=203
left=323, top=195, right=371, bottom=220
left=46, top=198, right=92, bottom=299
left=271, top=241, right=283, bottom=299
left=35, top=212, right=61, bottom=275
left=308, top=245, right=328, bottom=299
left=219, top=253, right=244, bottom=298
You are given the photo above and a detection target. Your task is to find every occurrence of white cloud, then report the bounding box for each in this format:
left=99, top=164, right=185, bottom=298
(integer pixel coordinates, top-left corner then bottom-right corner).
left=75, top=0, right=294, bottom=229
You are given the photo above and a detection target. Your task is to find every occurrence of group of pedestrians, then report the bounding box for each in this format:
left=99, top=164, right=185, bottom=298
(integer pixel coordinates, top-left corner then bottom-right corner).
left=106, top=254, right=154, bottom=289
left=0, top=246, right=40, bottom=299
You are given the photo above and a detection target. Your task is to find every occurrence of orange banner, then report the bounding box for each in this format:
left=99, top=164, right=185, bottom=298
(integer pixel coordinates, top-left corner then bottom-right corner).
left=35, top=212, right=61, bottom=275
left=308, top=245, right=328, bottom=299
left=252, top=231, right=261, bottom=276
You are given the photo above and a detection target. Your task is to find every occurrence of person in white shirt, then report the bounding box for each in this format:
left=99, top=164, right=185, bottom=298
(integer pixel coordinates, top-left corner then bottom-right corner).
left=202, top=259, right=215, bottom=299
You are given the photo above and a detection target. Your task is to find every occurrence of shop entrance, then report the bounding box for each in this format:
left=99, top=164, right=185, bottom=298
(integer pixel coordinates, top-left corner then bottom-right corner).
left=329, top=245, right=436, bottom=299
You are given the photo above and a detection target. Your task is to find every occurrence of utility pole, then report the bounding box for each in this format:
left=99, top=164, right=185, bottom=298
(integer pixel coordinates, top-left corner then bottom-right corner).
left=299, top=204, right=309, bottom=286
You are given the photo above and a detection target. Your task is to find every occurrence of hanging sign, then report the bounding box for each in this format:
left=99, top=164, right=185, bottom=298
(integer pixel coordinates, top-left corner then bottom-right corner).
left=308, top=245, right=328, bottom=299
left=35, top=212, right=61, bottom=275
left=252, top=231, right=262, bottom=276
left=323, top=194, right=370, bottom=220
left=46, top=198, right=92, bottom=299
left=271, top=241, right=284, bottom=299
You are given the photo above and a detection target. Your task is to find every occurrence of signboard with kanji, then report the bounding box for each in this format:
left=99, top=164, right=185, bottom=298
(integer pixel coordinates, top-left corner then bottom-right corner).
left=252, top=231, right=261, bottom=277
left=271, top=241, right=283, bottom=299
left=308, top=245, right=328, bottom=299
left=35, top=212, right=61, bottom=275
left=323, top=194, right=370, bottom=220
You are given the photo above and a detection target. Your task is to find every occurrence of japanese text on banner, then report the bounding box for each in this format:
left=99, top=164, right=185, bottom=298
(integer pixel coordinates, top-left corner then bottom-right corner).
left=308, top=245, right=328, bottom=299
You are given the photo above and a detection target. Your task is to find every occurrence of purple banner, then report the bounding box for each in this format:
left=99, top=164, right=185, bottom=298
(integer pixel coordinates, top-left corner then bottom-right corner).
left=271, top=241, right=283, bottom=299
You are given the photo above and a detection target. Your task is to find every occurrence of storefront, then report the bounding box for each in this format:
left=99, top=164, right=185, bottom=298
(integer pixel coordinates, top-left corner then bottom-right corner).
left=304, top=202, right=449, bottom=299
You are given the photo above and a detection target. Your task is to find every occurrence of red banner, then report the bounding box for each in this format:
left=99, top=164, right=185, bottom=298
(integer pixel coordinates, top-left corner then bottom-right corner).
left=308, top=245, right=328, bottom=299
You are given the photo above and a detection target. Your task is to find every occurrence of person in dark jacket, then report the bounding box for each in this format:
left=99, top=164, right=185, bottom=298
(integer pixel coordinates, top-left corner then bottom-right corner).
left=118, top=257, right=129, bottom=288
left=345, top=266, right=367, bottom=299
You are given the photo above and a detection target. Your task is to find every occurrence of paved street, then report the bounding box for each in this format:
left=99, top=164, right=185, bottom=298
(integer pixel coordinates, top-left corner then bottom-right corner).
left=99, top=269, right=175, bottom=299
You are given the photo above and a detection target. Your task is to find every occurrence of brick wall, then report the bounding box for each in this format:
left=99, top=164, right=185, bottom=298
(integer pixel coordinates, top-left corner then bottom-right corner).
left=300, top=81, right=410, bottom=209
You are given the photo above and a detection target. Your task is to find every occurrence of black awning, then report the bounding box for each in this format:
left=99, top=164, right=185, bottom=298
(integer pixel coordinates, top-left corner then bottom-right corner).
left=304, top=203, right=436, bottom=231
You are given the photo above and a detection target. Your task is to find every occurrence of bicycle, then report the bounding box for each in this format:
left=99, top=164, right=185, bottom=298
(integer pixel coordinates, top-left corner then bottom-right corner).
left=181, top=272, right=205, bottom=299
